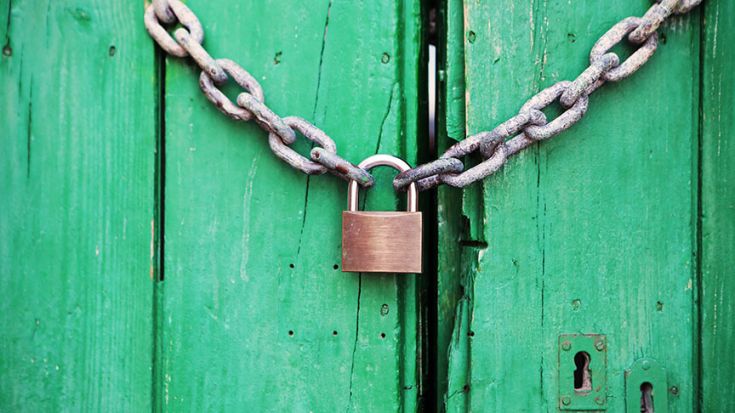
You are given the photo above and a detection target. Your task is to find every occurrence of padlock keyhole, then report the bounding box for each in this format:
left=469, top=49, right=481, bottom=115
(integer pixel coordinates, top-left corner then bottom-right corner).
left=640, top=382, right=654, bottom=413
left=573, top=351, right=592, bottom=392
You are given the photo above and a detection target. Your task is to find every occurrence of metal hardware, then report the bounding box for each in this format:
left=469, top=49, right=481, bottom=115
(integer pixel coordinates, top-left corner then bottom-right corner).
left=145, top=0, right=703, bottom=193
left=342, top=155, right=422, bottom=274
left=393, top=0, right=703, bottom=191
left=626, top=358, right=668, bottom=413
left=558, top=334, right=608, bottom=411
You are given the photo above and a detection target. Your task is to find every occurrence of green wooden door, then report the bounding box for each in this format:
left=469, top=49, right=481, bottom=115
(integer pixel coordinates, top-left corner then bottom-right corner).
left=158, top=1, right=424, bottom=411
left=1, top=0, right=425, bottom=411
left=2, top=0, right=734, bottom=412
left=436, top=0, right=735, bottom=412
left=1, top=1, right=156, bottom=410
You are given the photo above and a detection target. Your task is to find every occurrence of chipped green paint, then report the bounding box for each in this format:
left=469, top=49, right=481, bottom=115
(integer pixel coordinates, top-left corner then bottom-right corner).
left=2, top=0, right=733, bottom=411
left=0, top=0, right=156, bottom=410
left=158, top=0, right=425, bottom=411
left=436, top=0, right=732, bottom=411
left=701, top=0, right=735, bottom=410
left=0, top=0, right=425, bottom=411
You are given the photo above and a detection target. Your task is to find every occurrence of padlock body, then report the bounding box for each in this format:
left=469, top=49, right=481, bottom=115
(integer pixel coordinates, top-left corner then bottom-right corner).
left=342, top=211, right=422, bottom=273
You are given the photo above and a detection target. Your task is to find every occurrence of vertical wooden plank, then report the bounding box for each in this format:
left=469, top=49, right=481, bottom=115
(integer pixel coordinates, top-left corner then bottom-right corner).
left=701, top=0, right=735, bottom=410
left=0, top=1, right=156, bottom=411
left=160, top=0, right=424, bottom=410
left=436, top=0, right=467, bottom=409
left=441, top=0, right=701, bottom=411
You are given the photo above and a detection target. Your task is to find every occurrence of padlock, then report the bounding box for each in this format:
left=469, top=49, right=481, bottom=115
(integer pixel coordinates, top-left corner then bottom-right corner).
left=342, top=154, right=422, bottom=273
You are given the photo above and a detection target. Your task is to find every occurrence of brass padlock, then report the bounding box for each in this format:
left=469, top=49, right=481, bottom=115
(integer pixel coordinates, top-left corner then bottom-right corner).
left=342, top=154, right=422, bottom=273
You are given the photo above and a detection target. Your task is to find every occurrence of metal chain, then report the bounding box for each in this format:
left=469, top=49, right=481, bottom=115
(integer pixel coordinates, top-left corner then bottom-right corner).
left=394, top=0, right=703, bottom=191
left=144, top=0, right=375, bottom=187
left=144, top=0, right=703, bottom=193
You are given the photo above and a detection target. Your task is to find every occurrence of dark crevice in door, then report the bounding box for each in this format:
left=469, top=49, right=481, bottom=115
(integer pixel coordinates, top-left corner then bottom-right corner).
left=424, top=0, right=439, bottom=411
left=694, top=5, right=706, bottom=411
left=151, top=42, right=167, bottom=413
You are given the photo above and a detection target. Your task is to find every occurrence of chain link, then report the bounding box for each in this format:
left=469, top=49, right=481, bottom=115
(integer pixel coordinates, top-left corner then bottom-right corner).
left=268, top=116, right=336, bottom=175
left=311, top=148, right=376, bottom=186
left=145, top=0, right=202, bottom=58
left=395, top=0, right=702, bottom=191
left=199, top=58, right=263, bottom=122
left=144, top=0, right=703, bottom=193
left=591, top=17, right=658, bottom=82
left=144, top=0, right=374, bottom=187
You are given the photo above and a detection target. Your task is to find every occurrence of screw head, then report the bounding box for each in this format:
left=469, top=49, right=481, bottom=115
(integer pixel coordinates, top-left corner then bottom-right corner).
left=561, top=341, right=572, bottom=351
left=595, top=396, right=605, bottom=405
left=595, top=341, right=605, bottom=351
left=561, top=396, right=571, bottom=406
left=669, top=385, right=679, bottom=396
left=641, top=360, right=651, bottom=370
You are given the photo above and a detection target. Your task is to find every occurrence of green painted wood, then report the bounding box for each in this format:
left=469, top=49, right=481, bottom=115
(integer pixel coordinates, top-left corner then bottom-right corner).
left=0, top=0, right=156, bottom=411
left=435, top=0, right=467, bottom=410
left=700, top=0, right=735, bottom=410
left=160, top=0, right=424, bottom=411
left=439, top=0, right=702, bottom=411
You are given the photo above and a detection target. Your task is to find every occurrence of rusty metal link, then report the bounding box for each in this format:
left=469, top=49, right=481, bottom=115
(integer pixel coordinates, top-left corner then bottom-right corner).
left=560, top=53, right=618, bottom=107
left=629, top=0, right=678, bottom=44
left=522, top=81, right=589, bottom=141
left=504, top=133, right=536, bottom=157
left=144, top=0, right=704, bottom=193
left=479, top=110, right=546, bottom=156
left=410, top=136, right=509, bottom=191
left=395, top=110, right=545, bottom=191
left=143, top=0, right=376, bottom=187
left=152, top=0, right=176, bottom=25
left=434, top=110, right=544, bottom=160
left=393, top=158, right=464, bottom=191
left=672, top=0, right=703, bottom=14
left=144, top=0, right=203, bottom=58
left=311, top=148, right=375, bottom=187
left=591, top=17, right=659, bottom=82
left=236, top=93, right=296, bottom=145
left=174, top=29, right=227, bottom=83
left=441, top=142, right=509, bottom=188
left=268, top=117, right=336, bottom=175
left=199, top=59, right=263, bottom=121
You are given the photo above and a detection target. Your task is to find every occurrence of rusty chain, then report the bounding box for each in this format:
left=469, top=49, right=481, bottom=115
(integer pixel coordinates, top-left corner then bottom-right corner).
left=144, top=0, right=703, bottom=193
left=394, top=0, right=703, bottom=191
left=144, top=0, right=374, bottom=187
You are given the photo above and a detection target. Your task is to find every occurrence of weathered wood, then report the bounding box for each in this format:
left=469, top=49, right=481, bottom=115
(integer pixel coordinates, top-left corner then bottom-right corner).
left=439, top=0, right=702, bottom=410
left=435, top=0, right=467, bottom=410
left=701, top=0, right=735, bottom=410
left=160, top=0, right=424, bottom=410
left=0, top=1, right=156, bottom=410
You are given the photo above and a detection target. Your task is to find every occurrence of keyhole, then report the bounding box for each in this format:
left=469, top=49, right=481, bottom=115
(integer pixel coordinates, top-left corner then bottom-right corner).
left=640, top=382, right=654, bottom=413
left=573, top=352, right=592, bottom=392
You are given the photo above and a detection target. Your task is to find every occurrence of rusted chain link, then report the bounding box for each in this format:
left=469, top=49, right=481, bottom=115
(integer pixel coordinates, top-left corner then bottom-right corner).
left=144, top=0, right=703, bottom=193
left=144, top=0, right=374, bottom=187
left=395, top=0, right=703, bottom=191
left=144, top=0, right=202, bottom=58
left=199, top=59, right=263, bottom=122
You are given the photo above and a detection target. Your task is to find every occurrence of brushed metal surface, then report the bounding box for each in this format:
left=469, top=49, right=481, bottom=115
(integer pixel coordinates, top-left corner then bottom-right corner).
left=342, top=211, right=422, bottom=273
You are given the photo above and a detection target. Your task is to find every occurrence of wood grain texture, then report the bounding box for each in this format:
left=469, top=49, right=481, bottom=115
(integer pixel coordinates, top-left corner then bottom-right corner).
left=440, top=0, right=701, bottom=411
left=700, top=0, right=735, bottom=410
left=160, top=0, right=424, bottom=411
left=0, top=0, right=156, bottom=411
left=435, top=0, right=468, bottom=410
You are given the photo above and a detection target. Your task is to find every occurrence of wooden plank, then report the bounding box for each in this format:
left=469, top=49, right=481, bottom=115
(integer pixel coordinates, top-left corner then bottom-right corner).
left=435, top=0, right=467, bottom=410
left=440, top=0, right=701, bottom=410
left=700, top=0, right=735, bottom=410
left=0, top=1, right=156, bottom=410
left=160, top=0, right=424, bottom=410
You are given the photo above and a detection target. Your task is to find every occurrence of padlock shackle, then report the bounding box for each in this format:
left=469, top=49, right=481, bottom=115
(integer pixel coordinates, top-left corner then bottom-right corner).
left=347, top=154, right=418, bottom=213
